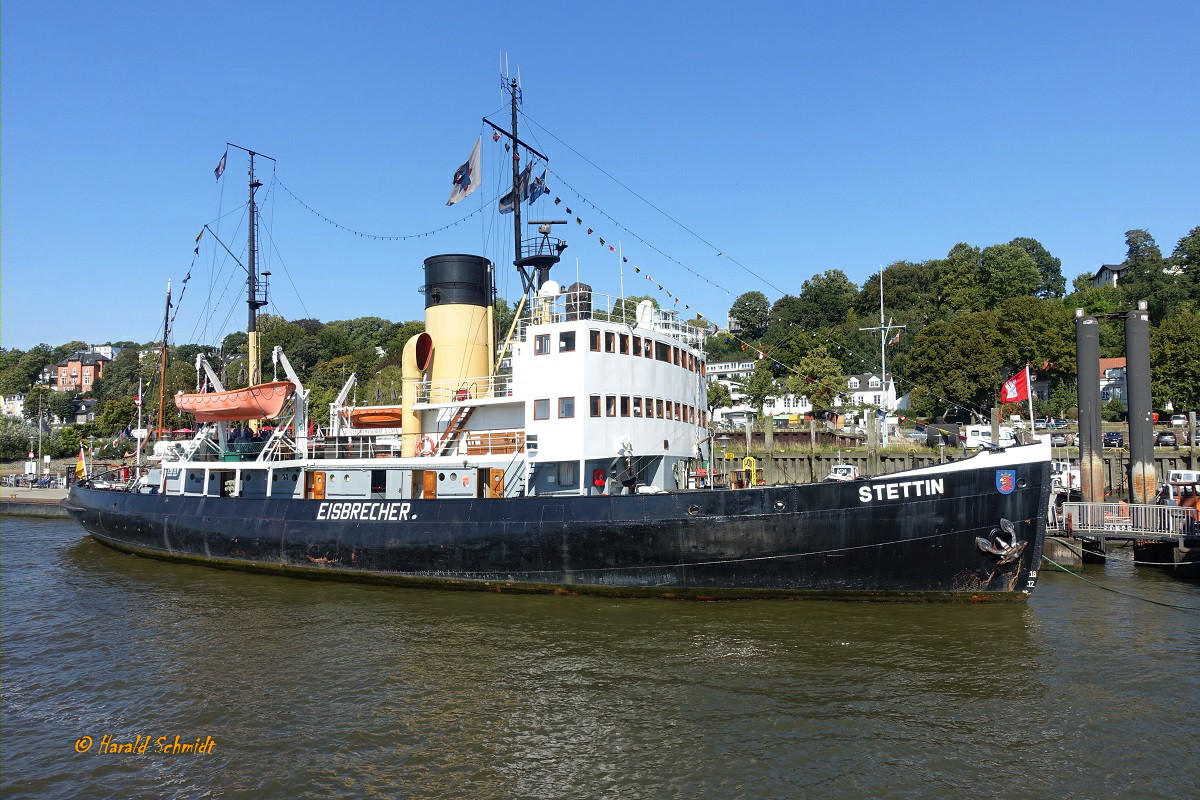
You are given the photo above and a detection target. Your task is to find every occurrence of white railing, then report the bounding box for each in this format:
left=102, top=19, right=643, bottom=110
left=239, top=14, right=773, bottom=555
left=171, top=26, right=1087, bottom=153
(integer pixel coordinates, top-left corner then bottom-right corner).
left=512, top=290, right=705, bottom=348
left=1056, top=502, right=1198, bottom=537
left=414, top=375, right=515, bottom=405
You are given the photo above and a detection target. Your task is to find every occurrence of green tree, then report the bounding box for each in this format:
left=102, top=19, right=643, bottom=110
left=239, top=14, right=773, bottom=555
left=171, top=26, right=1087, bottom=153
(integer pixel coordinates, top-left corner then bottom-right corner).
left=1009, top=237, right=1065, bottom=298
left=898, top=312, right=1003, bottom=417
left=1150, top=310, right=1200, bottom=412
left=1119, top=228, right=1183, bottom=323
left=22, top=385, right=52, bottom=422
left=993, top=296, right=1076, bottom=377
left=728, top=291, right=769, bottom=338
left=48, top=391, right=77, bottom=423
left=1101, top=397, right=1126, bottom=422
left=794, top=270, right=858, bottom=331
left=706, top=380, right=732, bottom=412
left=935, top=243, right=984, bottom=312
left=1168, top=225, right=1200, bottom=307
left=981, top=243, right=1040, bottom=305
left=784, top=344, right=844, bottom=411
left=95, top=396, right=137, bottom=433
left=736, top=358, right=778, bottom=415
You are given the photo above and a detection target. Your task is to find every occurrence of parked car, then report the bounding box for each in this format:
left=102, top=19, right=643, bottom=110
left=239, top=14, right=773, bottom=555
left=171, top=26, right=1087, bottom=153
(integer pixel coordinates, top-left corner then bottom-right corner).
left=1155, top=430, right=1177, bottom=447
left=1102, top=431, right=1124, bottom=448
left=1050, top=432, right=1069, bottom=447
left=1050, top=419, right=1069, bottom=429
left=1034, top=418, right=1048, bottom=429
left=1171, top=414, right=1187, bottom=427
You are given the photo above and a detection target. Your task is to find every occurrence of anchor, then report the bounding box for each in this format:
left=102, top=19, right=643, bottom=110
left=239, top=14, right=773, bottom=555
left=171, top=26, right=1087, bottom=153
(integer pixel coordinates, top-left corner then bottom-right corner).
left=976, top=518, right=1027, bottom=565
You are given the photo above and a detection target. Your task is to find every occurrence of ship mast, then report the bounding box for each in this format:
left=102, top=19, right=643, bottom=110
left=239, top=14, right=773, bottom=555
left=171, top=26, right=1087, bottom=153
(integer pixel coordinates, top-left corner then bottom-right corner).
left=156, top=278, right=171, bottom=442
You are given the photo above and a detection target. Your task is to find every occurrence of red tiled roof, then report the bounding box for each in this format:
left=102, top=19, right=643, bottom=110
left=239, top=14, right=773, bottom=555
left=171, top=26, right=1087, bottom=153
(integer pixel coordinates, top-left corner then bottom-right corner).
left=1099, top=357, right=1127, bottom=370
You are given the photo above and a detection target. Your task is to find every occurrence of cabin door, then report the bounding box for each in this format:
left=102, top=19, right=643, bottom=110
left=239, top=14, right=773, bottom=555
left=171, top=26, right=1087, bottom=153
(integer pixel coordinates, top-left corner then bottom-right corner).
left=305, top=471, right=326, bottom=500
left=422, top=469, right=438, bottom=499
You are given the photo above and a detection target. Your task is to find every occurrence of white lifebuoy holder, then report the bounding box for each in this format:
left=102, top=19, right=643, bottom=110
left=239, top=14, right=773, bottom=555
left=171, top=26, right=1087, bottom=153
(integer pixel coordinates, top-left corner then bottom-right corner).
left=417, top=436, right=436, bottom=457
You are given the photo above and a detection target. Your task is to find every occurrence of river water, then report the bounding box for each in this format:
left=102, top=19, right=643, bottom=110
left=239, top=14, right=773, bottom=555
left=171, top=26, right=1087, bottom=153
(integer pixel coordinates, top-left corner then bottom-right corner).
left=3, top=516, right=1198, bottom=799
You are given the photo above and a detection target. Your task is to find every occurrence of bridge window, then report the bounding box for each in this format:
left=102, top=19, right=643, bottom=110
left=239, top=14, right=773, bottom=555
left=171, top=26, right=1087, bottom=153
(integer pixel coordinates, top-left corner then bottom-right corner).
left=620, top=333, right=630, bottom=354
left=534, top=334, right=550, bottom=355
left=633, top=336, right=642, bottom=357
left=655, top=342, right=670, bottom=362
left=590, top=330, right=601, bottom=352
left=620, top=396, right=630, bottom=417
left=534, top=399, right=550, bottom=420
left=606, top=395, right=617, bottom=417
left=604, top=332, right=616, bottom=353
left=656, top=399, right=664, bottom=417
left=559, top=397, right=575, bottom=418
left=633, top=397, right=643, bottom=417
left=559, top=331, right=576, bottom=352
left=589, top=395, right=601, bottom=417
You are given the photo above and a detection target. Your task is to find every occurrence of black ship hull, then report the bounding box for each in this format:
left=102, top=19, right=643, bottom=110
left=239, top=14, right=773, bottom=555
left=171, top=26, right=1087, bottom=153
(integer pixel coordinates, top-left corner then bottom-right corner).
left=64, top=457, right=1049, bottom=600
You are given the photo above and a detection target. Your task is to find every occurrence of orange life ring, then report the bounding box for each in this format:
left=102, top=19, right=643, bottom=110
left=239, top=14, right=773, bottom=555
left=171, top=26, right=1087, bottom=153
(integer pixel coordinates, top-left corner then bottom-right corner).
left=417, top=436, right=436, bottom=457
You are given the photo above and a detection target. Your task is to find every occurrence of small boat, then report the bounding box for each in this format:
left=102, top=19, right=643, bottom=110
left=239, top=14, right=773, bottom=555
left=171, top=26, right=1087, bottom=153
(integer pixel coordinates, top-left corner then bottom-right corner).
left=823, top=464, right=861, bottom=482
left=174, top=381, right=294, bottom=422
left=348, top=406, right=405, bottom=429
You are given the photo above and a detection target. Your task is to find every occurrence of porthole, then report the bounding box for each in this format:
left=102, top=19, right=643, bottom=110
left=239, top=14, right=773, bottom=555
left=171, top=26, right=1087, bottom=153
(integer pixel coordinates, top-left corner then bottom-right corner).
left=687, top=505, right=699, bottom=516
left=450, top=472, right=458, bottom=481
left=1017, top=479, right=1027, bottom=489
left=774, top=501, right=786, bottom=511
left=438, top=472, right=446, bottom=481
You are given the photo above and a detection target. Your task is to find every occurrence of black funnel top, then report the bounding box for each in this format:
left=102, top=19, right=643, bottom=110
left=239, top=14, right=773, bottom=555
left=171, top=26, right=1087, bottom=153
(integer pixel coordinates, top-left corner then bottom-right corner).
left=423, top=254, right=492, bottom=308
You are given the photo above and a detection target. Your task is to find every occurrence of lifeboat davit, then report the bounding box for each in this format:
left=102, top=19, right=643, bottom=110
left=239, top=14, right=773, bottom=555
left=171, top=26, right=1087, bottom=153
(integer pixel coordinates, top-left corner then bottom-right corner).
left=348, top=406, right=405, bottom=428
left=174, top=381, right=295, bottom=422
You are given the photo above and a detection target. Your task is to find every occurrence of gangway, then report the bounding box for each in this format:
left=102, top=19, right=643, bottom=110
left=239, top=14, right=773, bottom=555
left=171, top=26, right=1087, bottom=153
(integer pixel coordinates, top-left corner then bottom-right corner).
left=1052, top=501, right=1199, bottom=546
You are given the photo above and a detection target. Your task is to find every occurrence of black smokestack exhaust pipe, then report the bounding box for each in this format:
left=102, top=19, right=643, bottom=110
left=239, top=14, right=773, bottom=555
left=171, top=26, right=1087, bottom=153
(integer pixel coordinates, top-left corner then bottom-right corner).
left=1075, top=311, right=1104, bottom=502
left=1125, top=301, right=1155, bottom=504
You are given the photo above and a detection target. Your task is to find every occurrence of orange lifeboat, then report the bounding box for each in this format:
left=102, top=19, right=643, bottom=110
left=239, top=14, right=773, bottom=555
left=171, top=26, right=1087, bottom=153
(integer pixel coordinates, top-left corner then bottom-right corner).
left=348, top=406, right=405, bottom=428
left=174, top=381, right=295, bottom=422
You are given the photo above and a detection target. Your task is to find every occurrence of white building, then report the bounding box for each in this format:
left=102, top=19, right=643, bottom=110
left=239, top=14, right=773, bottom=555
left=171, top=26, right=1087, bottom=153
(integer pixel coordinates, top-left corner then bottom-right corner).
left=844, top=373, right=901, bottom=411
left=2, top=393, right=26, bottom=419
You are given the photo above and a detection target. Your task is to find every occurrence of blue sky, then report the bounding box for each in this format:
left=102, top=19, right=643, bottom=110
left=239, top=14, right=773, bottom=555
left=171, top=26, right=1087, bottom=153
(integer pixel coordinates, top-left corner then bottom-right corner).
left=4, top=1, right=1198, bottom=350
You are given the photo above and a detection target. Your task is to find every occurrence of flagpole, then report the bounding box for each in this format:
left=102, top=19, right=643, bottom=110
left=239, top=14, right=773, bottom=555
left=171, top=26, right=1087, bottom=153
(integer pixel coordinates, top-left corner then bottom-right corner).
left=1026, top=363, right=1035, bottom=435
left=136, top=377, right=143, bottom=471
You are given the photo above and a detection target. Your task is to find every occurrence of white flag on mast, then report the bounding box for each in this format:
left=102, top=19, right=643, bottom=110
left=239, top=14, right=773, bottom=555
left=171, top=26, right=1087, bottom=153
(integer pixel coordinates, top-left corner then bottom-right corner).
left=446, top=137, right=482, bottom=206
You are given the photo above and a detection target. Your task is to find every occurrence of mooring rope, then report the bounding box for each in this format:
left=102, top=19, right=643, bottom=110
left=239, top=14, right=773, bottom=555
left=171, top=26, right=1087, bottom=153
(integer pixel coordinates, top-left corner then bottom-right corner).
left=1048, top=536, right=1188, bottom=567
left=1040, top=555, right=1200, bottom=611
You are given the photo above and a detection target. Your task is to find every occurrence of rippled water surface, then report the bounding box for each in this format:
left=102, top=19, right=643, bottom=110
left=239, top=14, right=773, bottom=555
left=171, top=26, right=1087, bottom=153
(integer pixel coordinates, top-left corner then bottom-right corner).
left=3, top=517, right=1198, bottom=799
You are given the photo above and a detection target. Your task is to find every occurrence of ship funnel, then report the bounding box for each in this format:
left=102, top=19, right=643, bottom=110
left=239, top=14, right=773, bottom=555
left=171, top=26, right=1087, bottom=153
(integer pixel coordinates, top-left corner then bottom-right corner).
left=420, top=254, right=493, bottom=403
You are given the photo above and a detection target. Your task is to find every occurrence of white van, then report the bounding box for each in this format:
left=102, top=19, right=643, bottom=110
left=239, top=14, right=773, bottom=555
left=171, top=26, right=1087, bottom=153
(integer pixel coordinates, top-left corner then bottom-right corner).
left=963, top=425, right=1016, bottom=449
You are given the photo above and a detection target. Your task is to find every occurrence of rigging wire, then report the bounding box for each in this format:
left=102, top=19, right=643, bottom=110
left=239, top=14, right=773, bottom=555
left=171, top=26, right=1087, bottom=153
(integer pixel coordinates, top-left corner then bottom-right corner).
left=276, top=178, right=501, bottom=241
left=519, top=109, right=784, bottom=295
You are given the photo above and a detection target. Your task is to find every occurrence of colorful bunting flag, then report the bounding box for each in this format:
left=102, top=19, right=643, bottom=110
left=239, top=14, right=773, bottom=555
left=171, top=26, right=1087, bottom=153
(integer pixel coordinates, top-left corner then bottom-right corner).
left=214, top=150, right=227, bottom=182
left=554, top=197, right=561, bottom=205
left=447, top=137, right=482, bottom=206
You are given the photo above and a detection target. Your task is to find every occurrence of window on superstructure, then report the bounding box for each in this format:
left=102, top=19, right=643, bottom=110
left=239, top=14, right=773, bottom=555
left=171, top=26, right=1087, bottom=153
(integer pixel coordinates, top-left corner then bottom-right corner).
left=619, top=333, right=630, bottom=354
left=606, top=395, right=617, bottom=417
left=604, top=332, right=616, bottom=353
left=644, top=397, right=655, bottom=418
left=590, top=330, right=601, bottom=351
left=589, top=395, right=601, bottom=417
left=534, top=334, right=551, bottom=355
left=633, top=336, right=642, bottom=357
left=559, top=397, right=575, bottom=418
left=620, top=396, right=630, bottom=417
left=633, top=397, right=643, bottom=417
left=672, top=346, right=680, bottom=366
left=674, top=403, right=682, bottom=421
left=534, top=399, right=550, bottom=420
left=656, top=399, right=664, bottom=417
left=665, top=400, right=674, bottom=419
left=559, top=331, right=576, bottom=352
left=700, top=360, right=706, bottom=376
left=655, top=342, right=670, bottom=362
